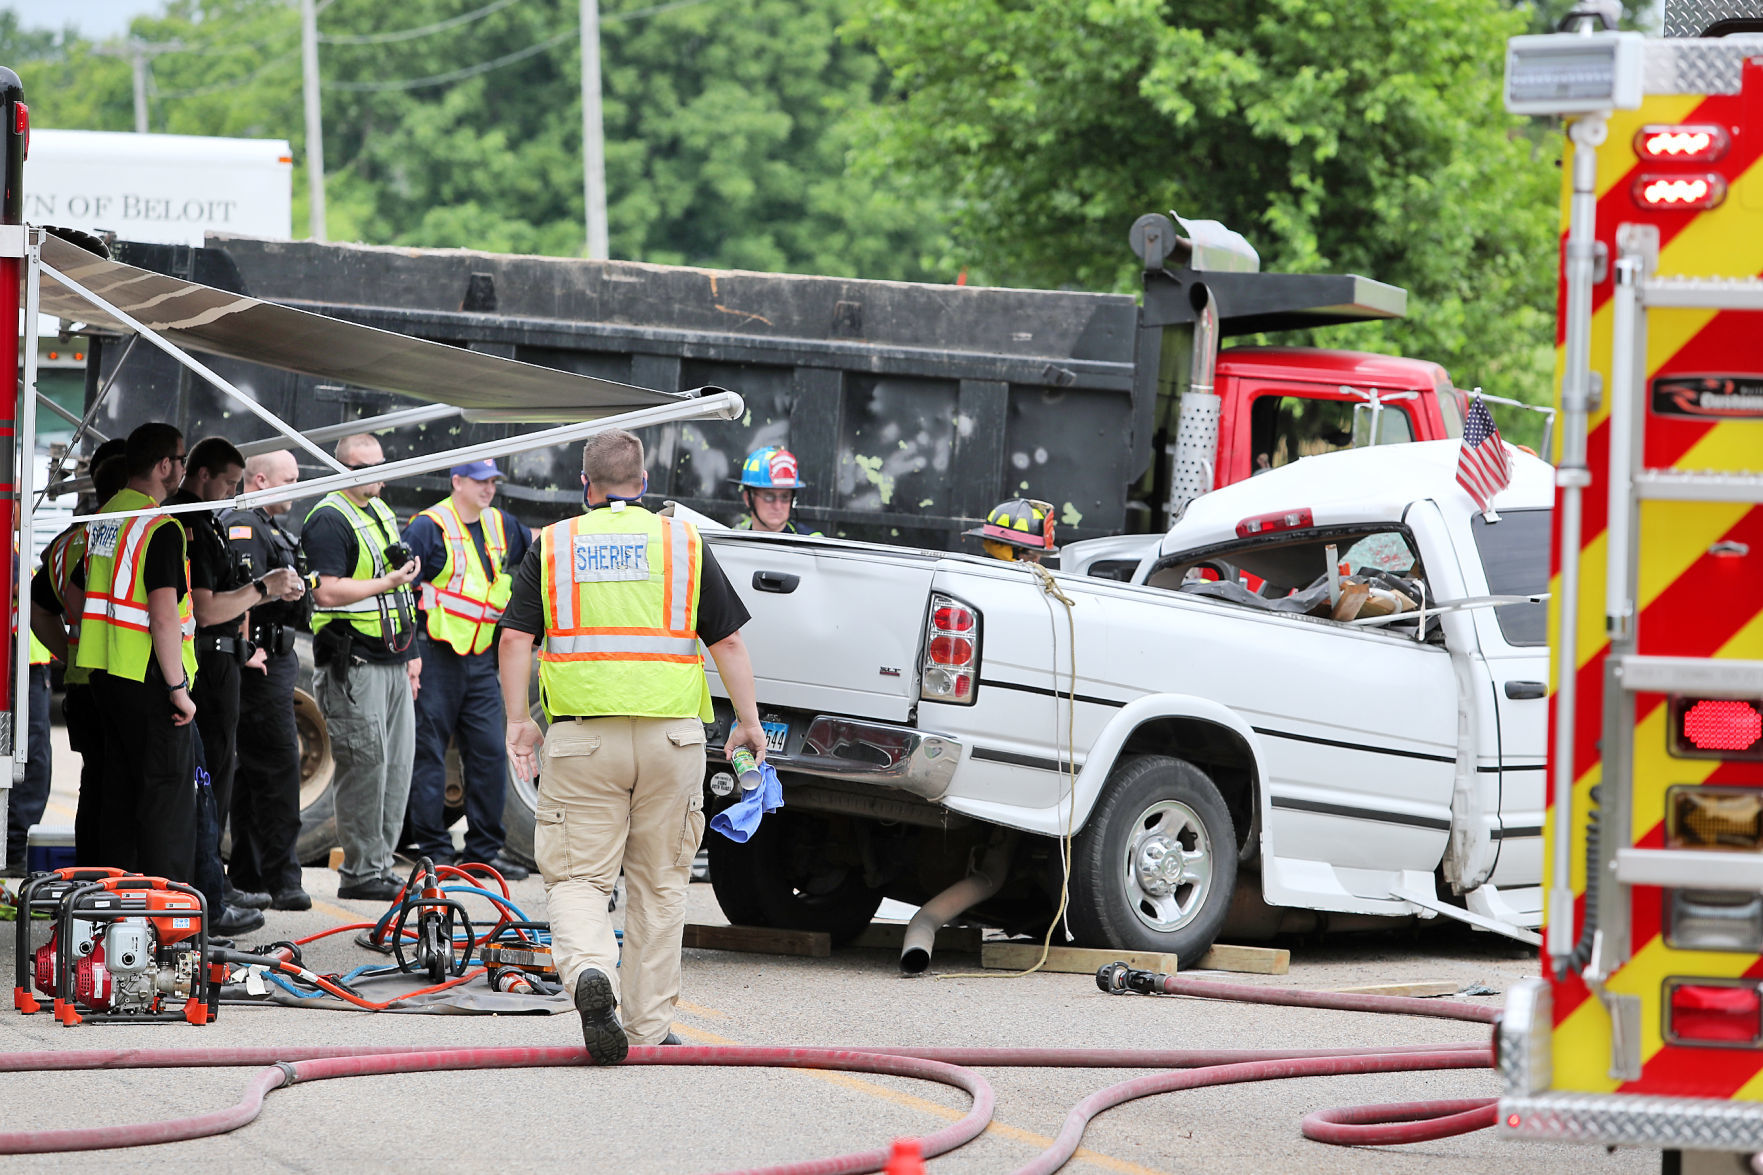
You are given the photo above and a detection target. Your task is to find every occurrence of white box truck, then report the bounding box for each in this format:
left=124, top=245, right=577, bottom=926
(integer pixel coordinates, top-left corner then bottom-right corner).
left=24, top=128, right=291, bottom=246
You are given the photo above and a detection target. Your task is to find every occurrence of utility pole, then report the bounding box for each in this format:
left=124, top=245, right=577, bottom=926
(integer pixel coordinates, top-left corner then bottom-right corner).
left=130, top=44, right=149, bottom=133
left=94, top=39, right=177, bottom=132
left=579, top=0, right=608, bottom=259
left=300, top=0, right=327, bottom=242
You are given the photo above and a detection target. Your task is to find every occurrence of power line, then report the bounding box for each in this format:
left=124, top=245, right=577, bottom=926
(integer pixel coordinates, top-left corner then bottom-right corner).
left=324, top=28, right=574, bottom=92
left=156, top=53, right=299, bottom=101
left=604, top=0, right=719, bottom=23
left=319, top=0, right=525, bottom=46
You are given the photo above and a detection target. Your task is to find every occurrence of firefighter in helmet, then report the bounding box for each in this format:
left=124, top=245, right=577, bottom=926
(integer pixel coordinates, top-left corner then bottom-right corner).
left=732, top=445, right=819, bottom=535
left=966, top=498, right=1059, bottom=563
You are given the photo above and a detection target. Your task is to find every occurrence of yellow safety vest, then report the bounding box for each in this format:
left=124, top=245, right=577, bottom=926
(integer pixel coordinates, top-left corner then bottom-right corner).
left=537, top=503, right=712, bottom=723
left=43, top=524, right=87, bottom=681
left=418, top=498, right=512, bottom=656
left=76, top=488, right=198, bottom=685
left=306, top=491, right=415, bottom=643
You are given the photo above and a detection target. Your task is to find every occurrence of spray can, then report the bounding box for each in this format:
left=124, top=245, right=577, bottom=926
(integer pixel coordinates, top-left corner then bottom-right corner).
left=730, top=747, right=763, bottom=792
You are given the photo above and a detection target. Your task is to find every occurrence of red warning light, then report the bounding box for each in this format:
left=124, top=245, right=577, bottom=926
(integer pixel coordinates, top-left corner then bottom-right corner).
left=1634, top=173, right=1727, bottom=210
left=1673, top=698, right=1763, bottom=759
left=1634, top=123, right=1730, bottom=163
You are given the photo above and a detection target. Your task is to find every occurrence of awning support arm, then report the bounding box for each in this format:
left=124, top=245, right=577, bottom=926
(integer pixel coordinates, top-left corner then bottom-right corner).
left=235, top=403, right=465, bottom=461
left=40, top=261, right=351, bottom=477
left=64, top=389, right=747, bottom=526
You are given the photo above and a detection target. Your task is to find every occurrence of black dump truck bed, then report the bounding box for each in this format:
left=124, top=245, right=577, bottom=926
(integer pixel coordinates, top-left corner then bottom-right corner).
left=96, top=237, right=1143, bottom=546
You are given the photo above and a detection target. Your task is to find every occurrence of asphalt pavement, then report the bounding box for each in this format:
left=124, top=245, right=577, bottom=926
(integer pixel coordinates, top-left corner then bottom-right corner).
left=1, top=728, right=1652, bottom=1174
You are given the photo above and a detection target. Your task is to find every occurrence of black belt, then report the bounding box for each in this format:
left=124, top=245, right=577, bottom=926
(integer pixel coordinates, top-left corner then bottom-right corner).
left=195, top=635, right=248, bottom=658
left=251, top=623, right=299, bottom=656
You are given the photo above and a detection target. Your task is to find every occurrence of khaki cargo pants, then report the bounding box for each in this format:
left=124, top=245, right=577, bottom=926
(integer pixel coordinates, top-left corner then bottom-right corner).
left=535, top=715, right=706, bottom=1046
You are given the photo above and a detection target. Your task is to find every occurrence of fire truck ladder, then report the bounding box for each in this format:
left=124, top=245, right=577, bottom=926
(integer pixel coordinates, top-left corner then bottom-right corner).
left=1584, top=223, right=1763, bottom=1077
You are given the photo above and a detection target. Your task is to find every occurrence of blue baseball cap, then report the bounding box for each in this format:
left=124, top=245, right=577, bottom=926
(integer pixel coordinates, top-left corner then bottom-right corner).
left=451, top=458, right=503, bottom=481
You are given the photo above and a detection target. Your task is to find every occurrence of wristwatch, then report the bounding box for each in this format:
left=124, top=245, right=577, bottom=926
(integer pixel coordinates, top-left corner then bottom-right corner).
left=253, top=577, right=269, bottom=599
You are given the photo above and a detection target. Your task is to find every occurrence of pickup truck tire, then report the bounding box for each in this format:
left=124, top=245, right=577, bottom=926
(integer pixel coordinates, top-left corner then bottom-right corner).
left=1068, top=755, right=1237, bottom=961
left=705, top=811, right=883, bottom=944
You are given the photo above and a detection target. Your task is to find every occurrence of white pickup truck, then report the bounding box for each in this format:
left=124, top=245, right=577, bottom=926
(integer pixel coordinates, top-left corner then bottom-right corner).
left=699, top=441, right=1552, bottom=967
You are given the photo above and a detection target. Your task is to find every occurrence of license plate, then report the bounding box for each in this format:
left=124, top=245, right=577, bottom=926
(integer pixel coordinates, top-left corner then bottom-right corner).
left=761, top=720, right=789, bottom=753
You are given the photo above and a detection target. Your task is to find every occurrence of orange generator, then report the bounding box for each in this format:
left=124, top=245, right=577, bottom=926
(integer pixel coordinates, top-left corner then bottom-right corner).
left=1499, top=3, right=1763, bottom=1171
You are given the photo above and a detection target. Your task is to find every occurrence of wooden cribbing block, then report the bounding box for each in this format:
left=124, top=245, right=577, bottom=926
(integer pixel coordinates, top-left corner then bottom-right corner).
left=847, top=923, right=984, bottom=953
left=979, top=943, right=1180, bottom=975
left=683, top=923, right=831, bottom=958
left=1330, top=980, right=1458, bottom=998
left=328, top=847, right=345, bottom=871
left=977, top=941, right=1288, bottom=976
left=1192, top=944, right=1289, bottom=975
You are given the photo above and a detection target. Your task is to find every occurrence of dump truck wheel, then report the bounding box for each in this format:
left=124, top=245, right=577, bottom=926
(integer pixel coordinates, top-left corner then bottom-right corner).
left=293, top=686, right=339, bottom=866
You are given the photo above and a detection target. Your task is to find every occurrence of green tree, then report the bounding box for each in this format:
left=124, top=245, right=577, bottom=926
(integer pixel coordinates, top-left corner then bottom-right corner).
left=847, top=0, right=1562, bottom=412
left=4, top=0, right=950, bottom=279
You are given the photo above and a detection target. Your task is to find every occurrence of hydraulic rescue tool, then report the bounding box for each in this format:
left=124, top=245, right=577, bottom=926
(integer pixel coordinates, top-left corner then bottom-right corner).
left=386, top=857, right=474, bottom=984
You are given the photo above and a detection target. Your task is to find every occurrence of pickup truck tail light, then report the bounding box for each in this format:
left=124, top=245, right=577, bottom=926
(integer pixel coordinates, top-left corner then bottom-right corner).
left=1235, top=507, right=1313, bottom=538
left=922, top=593, right=979, bottom=705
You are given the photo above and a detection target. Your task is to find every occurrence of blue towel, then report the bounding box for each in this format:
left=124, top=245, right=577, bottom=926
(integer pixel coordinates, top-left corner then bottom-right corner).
left=710, top=762, right=784, bottom=843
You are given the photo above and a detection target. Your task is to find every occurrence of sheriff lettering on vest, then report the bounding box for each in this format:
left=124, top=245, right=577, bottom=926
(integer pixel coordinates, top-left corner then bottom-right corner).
left=498, top=428, right=765, bottom=1063
left=302, top=433, right=423, bottom=902
left=400, top=458, right=532, bottom=877
left=78, top=423, right=201, bottom=880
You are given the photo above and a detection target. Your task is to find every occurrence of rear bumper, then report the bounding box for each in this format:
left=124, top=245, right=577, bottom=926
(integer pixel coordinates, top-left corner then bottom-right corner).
left=1498, top=1091, right=1763, bottom=1151
left=720, top=715, right=961, bottom=801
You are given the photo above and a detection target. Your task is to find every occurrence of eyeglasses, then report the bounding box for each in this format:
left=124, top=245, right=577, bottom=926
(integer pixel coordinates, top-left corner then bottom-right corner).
left=171, top=453, right=187, bottom=465
left=344, top=461, right=385, bottom=471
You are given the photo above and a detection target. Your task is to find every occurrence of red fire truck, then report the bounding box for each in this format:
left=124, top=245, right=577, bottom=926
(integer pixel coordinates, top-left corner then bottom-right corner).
left=1498, top=3, right=1763, bottom=1171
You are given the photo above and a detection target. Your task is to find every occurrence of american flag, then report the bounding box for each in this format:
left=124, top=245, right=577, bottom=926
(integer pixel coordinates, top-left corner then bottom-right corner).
left=1456, top=395, right=1512, bottom=515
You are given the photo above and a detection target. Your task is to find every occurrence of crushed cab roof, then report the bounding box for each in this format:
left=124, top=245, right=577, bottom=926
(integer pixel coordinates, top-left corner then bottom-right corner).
left=1159, top=440, right=1554, bottom=558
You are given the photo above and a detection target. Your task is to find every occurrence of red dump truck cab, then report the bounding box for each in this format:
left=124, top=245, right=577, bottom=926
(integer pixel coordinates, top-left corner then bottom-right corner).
left=1212, top=346, right=1464, bottom=489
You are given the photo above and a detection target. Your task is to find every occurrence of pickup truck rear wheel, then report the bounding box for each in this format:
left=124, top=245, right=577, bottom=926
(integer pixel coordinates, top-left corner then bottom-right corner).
left=705, top=810, right=882, bottom=944
left=1068, top=755, right=1237, bottom=962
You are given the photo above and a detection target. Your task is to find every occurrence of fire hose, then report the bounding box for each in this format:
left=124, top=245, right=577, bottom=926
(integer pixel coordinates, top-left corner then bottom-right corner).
left=0, top=968, right=1503, bottom=1172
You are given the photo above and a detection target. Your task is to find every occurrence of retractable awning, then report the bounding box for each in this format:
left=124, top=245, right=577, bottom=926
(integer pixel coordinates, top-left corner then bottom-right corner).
left=32, top=231, right=685, bottom=423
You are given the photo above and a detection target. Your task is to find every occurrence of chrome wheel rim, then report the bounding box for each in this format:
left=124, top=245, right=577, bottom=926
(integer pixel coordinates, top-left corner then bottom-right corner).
left=1122, top=799, right=1212, bottom=933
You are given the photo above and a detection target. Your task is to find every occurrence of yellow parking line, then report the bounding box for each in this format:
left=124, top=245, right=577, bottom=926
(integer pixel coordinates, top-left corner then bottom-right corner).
left=675, top=999, right=729, bottom=1020
left=670, top=1024, right=1174, bottom=1175
left=313, top=897, right=364, bottom=922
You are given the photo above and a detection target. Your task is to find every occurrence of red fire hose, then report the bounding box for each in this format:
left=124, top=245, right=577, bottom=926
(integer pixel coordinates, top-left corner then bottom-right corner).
left=0, top=974, right=1503, bottom=1171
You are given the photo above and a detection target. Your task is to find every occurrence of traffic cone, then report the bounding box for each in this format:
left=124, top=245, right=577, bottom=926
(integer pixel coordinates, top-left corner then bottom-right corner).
left=883, top=1137, right=927, bottom=1174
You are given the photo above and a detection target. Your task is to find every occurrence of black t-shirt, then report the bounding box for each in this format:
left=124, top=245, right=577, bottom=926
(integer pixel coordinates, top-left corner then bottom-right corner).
left=140, top=524, right=188, bottom=599
left=300, top=502, right=417, bottom=664
left=500, top=520, right=749, bottom=647
left=167, top=489, right=242, bottom=636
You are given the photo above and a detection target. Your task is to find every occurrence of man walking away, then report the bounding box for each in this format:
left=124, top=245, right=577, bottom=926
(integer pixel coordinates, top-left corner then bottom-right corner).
left=402, top=458, right=531, bottom=877
left=499, top=428, right=766, bottom=1062
left=227, top=450, right=317, bottom=909
left=77, top=423, right=200, bottom=881
left=302, top=434, right=421, bottom=901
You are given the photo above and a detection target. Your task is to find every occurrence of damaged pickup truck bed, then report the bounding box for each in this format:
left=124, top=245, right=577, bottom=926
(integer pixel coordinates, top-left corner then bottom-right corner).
left=699, top=441, right=1553, bottom=964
